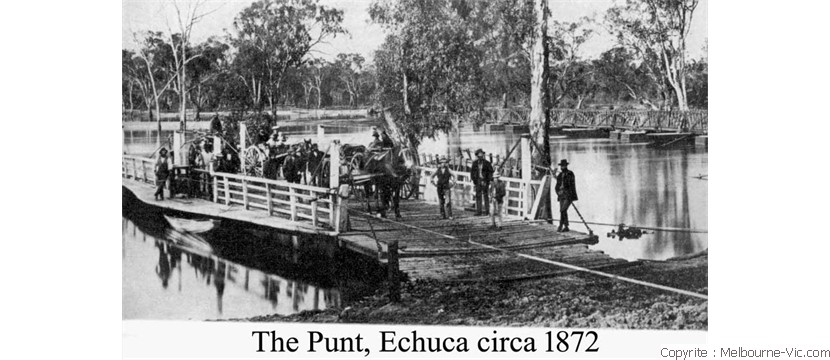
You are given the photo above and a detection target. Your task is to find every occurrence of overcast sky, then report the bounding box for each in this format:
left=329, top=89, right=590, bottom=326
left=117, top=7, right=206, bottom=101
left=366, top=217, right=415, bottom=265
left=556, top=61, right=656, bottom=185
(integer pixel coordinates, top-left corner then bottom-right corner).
left=122, top=0, right=708, bottom=62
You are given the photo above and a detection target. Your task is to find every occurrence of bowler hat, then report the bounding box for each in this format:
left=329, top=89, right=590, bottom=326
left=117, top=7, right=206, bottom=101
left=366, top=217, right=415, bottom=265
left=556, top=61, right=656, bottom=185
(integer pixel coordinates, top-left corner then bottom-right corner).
left=558, top=159, right=569, bottom=166
left=475, top=149, right=485, bottom=156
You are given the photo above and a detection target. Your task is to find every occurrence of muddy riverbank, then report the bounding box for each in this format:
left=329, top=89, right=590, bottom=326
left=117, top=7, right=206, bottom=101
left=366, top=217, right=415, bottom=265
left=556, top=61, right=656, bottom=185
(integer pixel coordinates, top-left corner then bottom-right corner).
left=232, top=251, right=707, bottom=330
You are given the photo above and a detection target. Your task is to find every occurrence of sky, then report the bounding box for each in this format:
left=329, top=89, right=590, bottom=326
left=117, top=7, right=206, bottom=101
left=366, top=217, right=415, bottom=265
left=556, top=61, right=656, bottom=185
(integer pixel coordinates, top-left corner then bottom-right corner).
left=122, top=0, right=708, bottom=62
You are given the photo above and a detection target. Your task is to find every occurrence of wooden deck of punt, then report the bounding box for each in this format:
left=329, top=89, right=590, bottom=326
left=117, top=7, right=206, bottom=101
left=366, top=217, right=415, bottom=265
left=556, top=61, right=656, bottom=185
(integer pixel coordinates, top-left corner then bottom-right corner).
left=340, top=200, right=636, bottom=282
left=122, top=179, right=339, bottom=237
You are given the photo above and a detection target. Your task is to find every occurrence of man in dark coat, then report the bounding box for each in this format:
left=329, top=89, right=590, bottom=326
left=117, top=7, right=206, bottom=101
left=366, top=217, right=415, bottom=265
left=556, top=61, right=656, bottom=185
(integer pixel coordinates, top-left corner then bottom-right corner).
left=154, top=148, right=170, bottom=200
left=430, top=157, right=456, bottom=219
left=282, top=148, right=303, bottom=184
left=307, top=143, right=325, bottom=186
left=554, top=159, right=578, bottom=232
left=210, top=114, right=222, bottom=134
left=380, top=129, right=395, bottom=148
left=470, top=149, right=494, bottom=215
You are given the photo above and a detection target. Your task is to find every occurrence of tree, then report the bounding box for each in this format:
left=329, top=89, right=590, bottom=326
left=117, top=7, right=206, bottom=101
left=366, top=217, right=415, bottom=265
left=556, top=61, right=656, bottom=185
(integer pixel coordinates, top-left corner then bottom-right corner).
left=186, top=37, right=230, bottom=119
left=606, top=0, right=700, bottom=110
left=133, top=31, right=179, bottom=148
left=528, top=0, right=551, bottom=167
left=370, top=0, right=486, bottom=156
left=547, top=18, right=597, bottom=109
left=593, top=47, right=664, bottom=109
left=332, top=53, right=366, bottom=107
left=164, top=0, right=217, bottom=130
left=228, top=0, right=346, bottom=117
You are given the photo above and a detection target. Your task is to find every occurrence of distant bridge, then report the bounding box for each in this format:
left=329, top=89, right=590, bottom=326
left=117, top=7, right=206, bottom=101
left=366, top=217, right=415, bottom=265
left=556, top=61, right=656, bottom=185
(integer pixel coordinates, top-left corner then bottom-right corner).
left=481, top=107, right=708, bottom=135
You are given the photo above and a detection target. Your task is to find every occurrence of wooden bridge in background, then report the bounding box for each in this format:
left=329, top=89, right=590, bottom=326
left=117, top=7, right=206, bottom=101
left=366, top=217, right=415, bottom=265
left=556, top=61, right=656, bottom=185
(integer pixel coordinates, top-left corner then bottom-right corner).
left=480, top=107, right=708, bottom=135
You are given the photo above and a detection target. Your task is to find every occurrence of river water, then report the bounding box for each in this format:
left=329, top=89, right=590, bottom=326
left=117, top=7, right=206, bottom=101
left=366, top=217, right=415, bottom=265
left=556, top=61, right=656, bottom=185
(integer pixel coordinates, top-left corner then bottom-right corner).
left=122, top=118, right=706, bottom=319
left=122, top=191, right=385, bottom=320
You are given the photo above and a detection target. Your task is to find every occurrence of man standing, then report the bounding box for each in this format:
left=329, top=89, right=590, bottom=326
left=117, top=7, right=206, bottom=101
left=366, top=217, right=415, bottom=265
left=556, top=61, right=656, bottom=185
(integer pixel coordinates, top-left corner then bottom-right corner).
left=489, top=173, right=506, bottom=230
left=210, top=114, right=223, bottom=135
left=470, top=149, right=494, bottom=215
left=154, top=148, right=170, bottom=200
left=367, top=130, right=383, bottom=151
left=307, top=143, right=325, bottom=186
left=431, top=157, right=456, bottom=219
left=554, top=159, right=578, bottom=232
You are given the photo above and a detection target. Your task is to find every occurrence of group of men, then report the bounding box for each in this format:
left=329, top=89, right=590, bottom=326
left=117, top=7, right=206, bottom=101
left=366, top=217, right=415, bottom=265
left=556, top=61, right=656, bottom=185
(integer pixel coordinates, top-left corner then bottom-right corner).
left=430, top=149, right=578, bottom=233
left=259, top=128, right=326, bottom=185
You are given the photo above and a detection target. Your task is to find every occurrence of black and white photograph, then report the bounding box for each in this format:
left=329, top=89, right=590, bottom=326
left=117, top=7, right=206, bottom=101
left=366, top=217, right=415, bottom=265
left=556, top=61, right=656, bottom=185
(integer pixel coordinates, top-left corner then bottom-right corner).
left=120, top=0, right=708, bottom=331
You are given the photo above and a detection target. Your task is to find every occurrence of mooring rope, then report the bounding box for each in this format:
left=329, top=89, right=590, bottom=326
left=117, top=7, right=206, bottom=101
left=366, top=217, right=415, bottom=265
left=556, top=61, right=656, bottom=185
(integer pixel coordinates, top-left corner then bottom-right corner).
left=349, top=209, right=708, bottom=301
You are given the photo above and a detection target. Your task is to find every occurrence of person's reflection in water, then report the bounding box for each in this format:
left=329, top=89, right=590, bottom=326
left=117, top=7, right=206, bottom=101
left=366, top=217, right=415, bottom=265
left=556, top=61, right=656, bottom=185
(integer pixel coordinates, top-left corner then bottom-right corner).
left=215, top=262, right=226, bottom=315
left=262, top=277, right=281, bottom=309
left=155, top=241, right=171, bottom=289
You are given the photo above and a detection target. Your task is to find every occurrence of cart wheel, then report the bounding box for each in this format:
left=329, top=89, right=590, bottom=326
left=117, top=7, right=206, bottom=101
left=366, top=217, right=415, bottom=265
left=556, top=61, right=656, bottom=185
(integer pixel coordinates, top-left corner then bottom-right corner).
left=243, top=145, right=264, bottom=177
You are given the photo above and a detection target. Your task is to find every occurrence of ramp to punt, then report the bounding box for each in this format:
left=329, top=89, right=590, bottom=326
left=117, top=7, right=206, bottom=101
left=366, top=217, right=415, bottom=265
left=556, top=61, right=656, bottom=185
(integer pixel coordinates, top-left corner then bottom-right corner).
left=339, top=199, right=635, bottom=282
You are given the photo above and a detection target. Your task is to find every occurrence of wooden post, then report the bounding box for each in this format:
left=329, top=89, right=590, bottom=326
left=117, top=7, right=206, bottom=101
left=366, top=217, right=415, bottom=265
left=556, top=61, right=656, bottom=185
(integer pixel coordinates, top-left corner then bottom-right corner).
left=132, top=158, right=138, bottom=180
left=239, top=123, right=247, bottom=151
left=317, top=125, right=325, bottom=142
left=329, top=140, right=341, bottom=189
left=212, top=136, right=222, bottom=157
left=387, top=240, right=400, bottom=302
left=329, top=140, right=342, bottom=230
left=336, top=184, right=350, bottom=233
left=223, top=177, right=230, bottom=205
left=289, top=187, right=297, bottom=221
left=521, top=135, right=532, bottom=218
left=173, top=130, right=185, bottom=166
left=266, top=183, right=273, bottom=215
left=212, top=170, right=218, bottom=203
left=242, top=178, right=249, bottom=210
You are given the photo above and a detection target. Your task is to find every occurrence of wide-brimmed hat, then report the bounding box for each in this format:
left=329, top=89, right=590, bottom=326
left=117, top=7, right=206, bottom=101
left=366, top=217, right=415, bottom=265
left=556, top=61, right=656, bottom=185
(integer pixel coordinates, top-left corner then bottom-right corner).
left=159, top=148, right=168, bottom=154
left=558, top=159, right=569, bottom=166
left=493, top=173, right=501, bottom=178
left=438, top=156, right=448, bottom=163
left=475, top=149, right=485, bottom=156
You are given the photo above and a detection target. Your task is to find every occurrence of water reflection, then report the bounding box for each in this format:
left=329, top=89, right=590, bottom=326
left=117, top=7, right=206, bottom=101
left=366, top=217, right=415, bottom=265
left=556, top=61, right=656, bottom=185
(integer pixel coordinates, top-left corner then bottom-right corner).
left=123, top=217, right=350, bottom=320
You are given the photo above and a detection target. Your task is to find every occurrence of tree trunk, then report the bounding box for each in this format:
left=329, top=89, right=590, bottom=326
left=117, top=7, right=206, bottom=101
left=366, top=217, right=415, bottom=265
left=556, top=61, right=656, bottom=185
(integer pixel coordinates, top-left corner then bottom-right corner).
left=155, top=100, right=162, bottom=150
left=528, top=0, right=551, bottom=168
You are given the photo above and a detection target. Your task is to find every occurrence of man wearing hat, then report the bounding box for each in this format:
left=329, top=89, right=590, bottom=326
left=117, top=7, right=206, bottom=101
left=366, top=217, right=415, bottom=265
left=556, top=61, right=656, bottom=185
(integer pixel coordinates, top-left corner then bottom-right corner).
left=430, top=157, right=456, bottom=219
left=368, top=128, right=383, bottom=151
left=489, top=173, right=506, bottom=230
left=470, top=149, right=494, bottom=215
left=554, top=159, right=578, bottom=232
left=154, top=148, right=171, bottom=200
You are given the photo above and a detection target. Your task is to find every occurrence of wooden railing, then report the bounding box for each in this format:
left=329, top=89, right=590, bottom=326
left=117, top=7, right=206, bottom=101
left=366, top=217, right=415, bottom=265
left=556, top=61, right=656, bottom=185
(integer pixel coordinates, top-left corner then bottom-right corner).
left=416, top=166, right=543, bottom=219
left=122, top=155, right=156, bottom=184
left=211, top=172, right=338, bottom=229
left=419, top=153, right=523, bottom=178
left=122, top=154, right=344, bottom=232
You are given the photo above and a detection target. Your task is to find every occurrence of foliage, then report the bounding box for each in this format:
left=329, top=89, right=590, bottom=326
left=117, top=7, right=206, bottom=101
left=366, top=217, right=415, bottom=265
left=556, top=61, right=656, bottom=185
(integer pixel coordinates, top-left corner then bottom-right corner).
left=370, top=0, right=487, bottom=146
left=605, top=0, right=700, bottom=110
left=228, top=0, right=346, bottom=113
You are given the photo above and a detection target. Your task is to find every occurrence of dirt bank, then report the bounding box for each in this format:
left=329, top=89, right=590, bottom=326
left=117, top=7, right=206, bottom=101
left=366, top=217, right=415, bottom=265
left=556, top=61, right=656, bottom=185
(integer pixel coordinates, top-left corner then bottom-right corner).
left=234, top=251, right=707, bottom=330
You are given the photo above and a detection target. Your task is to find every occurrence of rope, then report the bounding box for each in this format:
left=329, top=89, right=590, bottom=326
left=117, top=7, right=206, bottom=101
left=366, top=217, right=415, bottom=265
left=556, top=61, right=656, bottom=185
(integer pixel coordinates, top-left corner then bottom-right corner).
left=522, top=218, right=707, bottom=234
left=349, top=209, right=708, bottom=300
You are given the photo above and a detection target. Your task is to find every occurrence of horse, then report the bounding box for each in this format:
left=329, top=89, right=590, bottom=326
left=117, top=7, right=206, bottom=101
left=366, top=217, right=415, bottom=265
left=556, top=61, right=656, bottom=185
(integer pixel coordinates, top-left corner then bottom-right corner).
left=344, top=146, right=409, bottom=218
